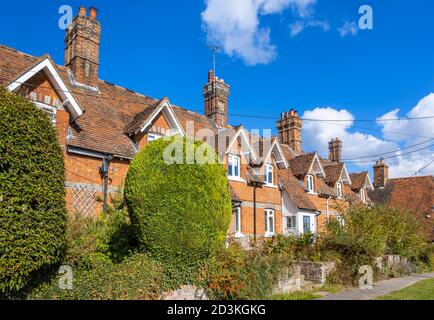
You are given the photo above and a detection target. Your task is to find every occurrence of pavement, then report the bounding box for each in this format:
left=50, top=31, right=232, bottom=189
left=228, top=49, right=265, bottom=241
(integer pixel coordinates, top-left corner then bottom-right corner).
left=317, top=272, right=434, bottom=300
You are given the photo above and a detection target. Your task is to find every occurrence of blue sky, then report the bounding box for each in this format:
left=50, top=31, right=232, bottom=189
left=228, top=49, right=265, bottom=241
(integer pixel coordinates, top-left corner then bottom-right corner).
left=1, top=0, right=434, bottom=176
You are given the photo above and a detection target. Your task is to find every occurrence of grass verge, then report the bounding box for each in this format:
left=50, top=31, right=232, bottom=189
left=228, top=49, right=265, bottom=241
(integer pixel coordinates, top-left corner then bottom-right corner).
left=378, top=278, right=434, bottom=300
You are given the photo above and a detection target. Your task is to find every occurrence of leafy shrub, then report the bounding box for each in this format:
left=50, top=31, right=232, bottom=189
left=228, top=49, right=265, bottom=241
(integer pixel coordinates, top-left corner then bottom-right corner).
left=202, top=243, right=291, bottom=300
left=125, top=136, right=232, bottom=272
left=264, top=233, right=321, bottom=262
left=321, top=206, right=429, bottom=285
left=0, top=87, right=67, bottom=293
left=28, top=253, right=167, bottom=300
left=65, top=195, right=136, bottom=266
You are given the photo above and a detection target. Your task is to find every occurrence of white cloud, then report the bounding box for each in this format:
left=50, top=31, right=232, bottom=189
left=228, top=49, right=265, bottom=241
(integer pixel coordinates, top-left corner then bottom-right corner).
left=302, top=108, right=397, bottom=167
left=201, top=0, right=317, bottom=65
left=301, top=97, right=434, bottom=178
left=378, top=93, right=434, bottom=143
left=289, top=19, right=329, bottom=37
left=338, top=21, right=358, bottom=37
left=377, top=93, right=434, bottom=177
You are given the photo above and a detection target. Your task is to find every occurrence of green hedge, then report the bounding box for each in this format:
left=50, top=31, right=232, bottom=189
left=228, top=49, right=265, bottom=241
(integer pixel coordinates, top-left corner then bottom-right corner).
left=28, top=253, right=167, bottom=300
left=0, top=87, right=67, bottom=293
left=124, top=136, right=232, bottom=272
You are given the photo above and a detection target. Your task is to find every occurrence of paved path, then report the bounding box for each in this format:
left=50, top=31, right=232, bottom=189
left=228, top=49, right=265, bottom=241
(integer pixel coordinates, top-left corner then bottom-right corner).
left=317, top=272, right=434, bottom=300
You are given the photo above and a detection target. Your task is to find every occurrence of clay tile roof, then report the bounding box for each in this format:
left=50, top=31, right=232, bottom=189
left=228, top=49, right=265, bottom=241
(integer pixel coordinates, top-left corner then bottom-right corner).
left=324, top=163, right=344, bottom=184
left=343, top=183, right=361, bottom=205
left=317, top=178, right=337, bottom=198
left=280, top=143, right=298, bottom=161
left=369, top=176, right=434, bottom=216
left=0, top=45, right=37, bottom=86
left=124, top=98, right=167, bottom=134
left=278, top=169, right=319, bottom=211
left=288, top=152, right=316, bottom=176
left=350, top=172, right=369, bottom=190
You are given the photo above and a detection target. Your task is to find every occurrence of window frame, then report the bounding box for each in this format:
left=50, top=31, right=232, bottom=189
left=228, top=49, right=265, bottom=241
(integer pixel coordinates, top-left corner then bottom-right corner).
left=307, top=175, right=315, bottom=193
left=33, top=101, right=57, bottom=126
left=360, top=188, right=366, bottom=203
left=264, top=164, right=274, bottom=186
left=336, top=181, right=343, bottom=198
left=285, top=215, right=297, bottom=231
left=234, top=207, right=243, bottom=237
left=265, top=209, right=275, bottom=237
left=228, top=154, right=241, bottom=179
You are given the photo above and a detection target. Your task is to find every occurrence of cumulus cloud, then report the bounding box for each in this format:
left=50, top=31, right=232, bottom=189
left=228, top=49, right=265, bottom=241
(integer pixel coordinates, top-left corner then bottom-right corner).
left=201, top=0, right=317, bottom=65
left=301, top=95, right=434, bottom=178
left=338, top=21, right=358, bottom=37
left=376, top=93, right=434, bottom=177
left=302, top=107, right=397, bottom=166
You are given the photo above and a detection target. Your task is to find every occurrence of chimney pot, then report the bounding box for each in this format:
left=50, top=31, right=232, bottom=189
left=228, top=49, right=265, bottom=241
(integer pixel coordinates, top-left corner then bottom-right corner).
left=89, top=7, right=98, bottom=19
left=374, top=158, right=389, bottom=190
left=329, top=137, right=343, bottom=163
left=79, top=6, right=87, bottom=16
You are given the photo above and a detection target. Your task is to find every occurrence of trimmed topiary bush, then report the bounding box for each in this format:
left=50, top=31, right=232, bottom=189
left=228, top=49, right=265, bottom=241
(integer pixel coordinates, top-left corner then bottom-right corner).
left=0, top=87, right=67, bottom=293
left=124, top=136, right=232, bottom=274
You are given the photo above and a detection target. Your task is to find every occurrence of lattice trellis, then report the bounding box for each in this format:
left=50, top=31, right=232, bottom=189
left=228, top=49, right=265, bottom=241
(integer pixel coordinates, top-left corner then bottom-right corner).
left=71, top=184, right=98, bottom=216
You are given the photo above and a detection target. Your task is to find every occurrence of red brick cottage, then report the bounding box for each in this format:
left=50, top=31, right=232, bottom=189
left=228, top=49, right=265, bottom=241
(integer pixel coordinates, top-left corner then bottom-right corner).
left=0, top=7, right=370, bottom=241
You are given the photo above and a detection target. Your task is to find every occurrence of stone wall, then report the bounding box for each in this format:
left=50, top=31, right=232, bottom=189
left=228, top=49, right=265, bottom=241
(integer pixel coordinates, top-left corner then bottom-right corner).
left=293, top=261, right=336, bottom=285
left=161, top=286, right=208, bottom=301
left=375, top=255, right=416, bottom=274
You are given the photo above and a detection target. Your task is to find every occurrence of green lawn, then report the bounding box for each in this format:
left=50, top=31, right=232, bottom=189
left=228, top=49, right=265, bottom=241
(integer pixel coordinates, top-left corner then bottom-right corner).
left=272, top=292, right=322, bottom=300
left=378, top=278, right=434, bottom=300
left=270, top=285, right=344, bottom=300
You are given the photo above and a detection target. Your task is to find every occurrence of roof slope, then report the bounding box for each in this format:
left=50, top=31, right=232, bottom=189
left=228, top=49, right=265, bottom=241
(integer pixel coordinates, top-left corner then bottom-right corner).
left=288, top=153, right=316, bottom=176
left=350, top=172, right=369, bottom=190
left=0, top=45, right=217, bottom=158
left=323, top=163, right=344, bottom=184
left=369, top=176, right=434, bottom=216
left=278, top=169, right=319, bottom=211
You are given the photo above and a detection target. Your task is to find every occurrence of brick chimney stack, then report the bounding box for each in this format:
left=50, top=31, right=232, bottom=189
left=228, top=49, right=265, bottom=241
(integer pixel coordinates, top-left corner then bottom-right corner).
left=277, top=109, right=303, bottom=153
left=374, top=158, right=389, bottom=190
left=65, top=6, right=101, bottom=89
left=329, top=138, right=343, bottom=163
left=204, top=70, right=230, bottom=128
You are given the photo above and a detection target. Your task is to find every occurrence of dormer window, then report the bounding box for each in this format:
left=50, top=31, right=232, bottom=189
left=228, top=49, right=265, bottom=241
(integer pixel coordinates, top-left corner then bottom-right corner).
left=336, top=182, right=343, bottom=198
left=307, top=175, right=315, bottom=193
left=228, top=154, right=241, bottom=179
left=264, top=164, right=274, bottom=185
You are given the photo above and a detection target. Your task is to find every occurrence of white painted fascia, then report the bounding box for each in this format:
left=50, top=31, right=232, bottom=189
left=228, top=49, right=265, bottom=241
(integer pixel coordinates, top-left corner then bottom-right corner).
left=139, top=100, right=185, bottom=137
left=7, top=57, right=84, bottom=120
left=308, top=153, right=326, bottom=178
left=226, top=127, right=257, bottom=160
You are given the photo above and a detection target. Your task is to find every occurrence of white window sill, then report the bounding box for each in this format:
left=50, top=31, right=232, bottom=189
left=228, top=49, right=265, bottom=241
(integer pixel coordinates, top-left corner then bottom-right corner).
left=264, top=232, right=276, bottom=238
left=307, top=191, right=317, bottom=195
left=264, top=184, right=278, bottom=189
left=234, top=233, right=244, bottom=239
left=228, top=176, right=246, bottom=183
